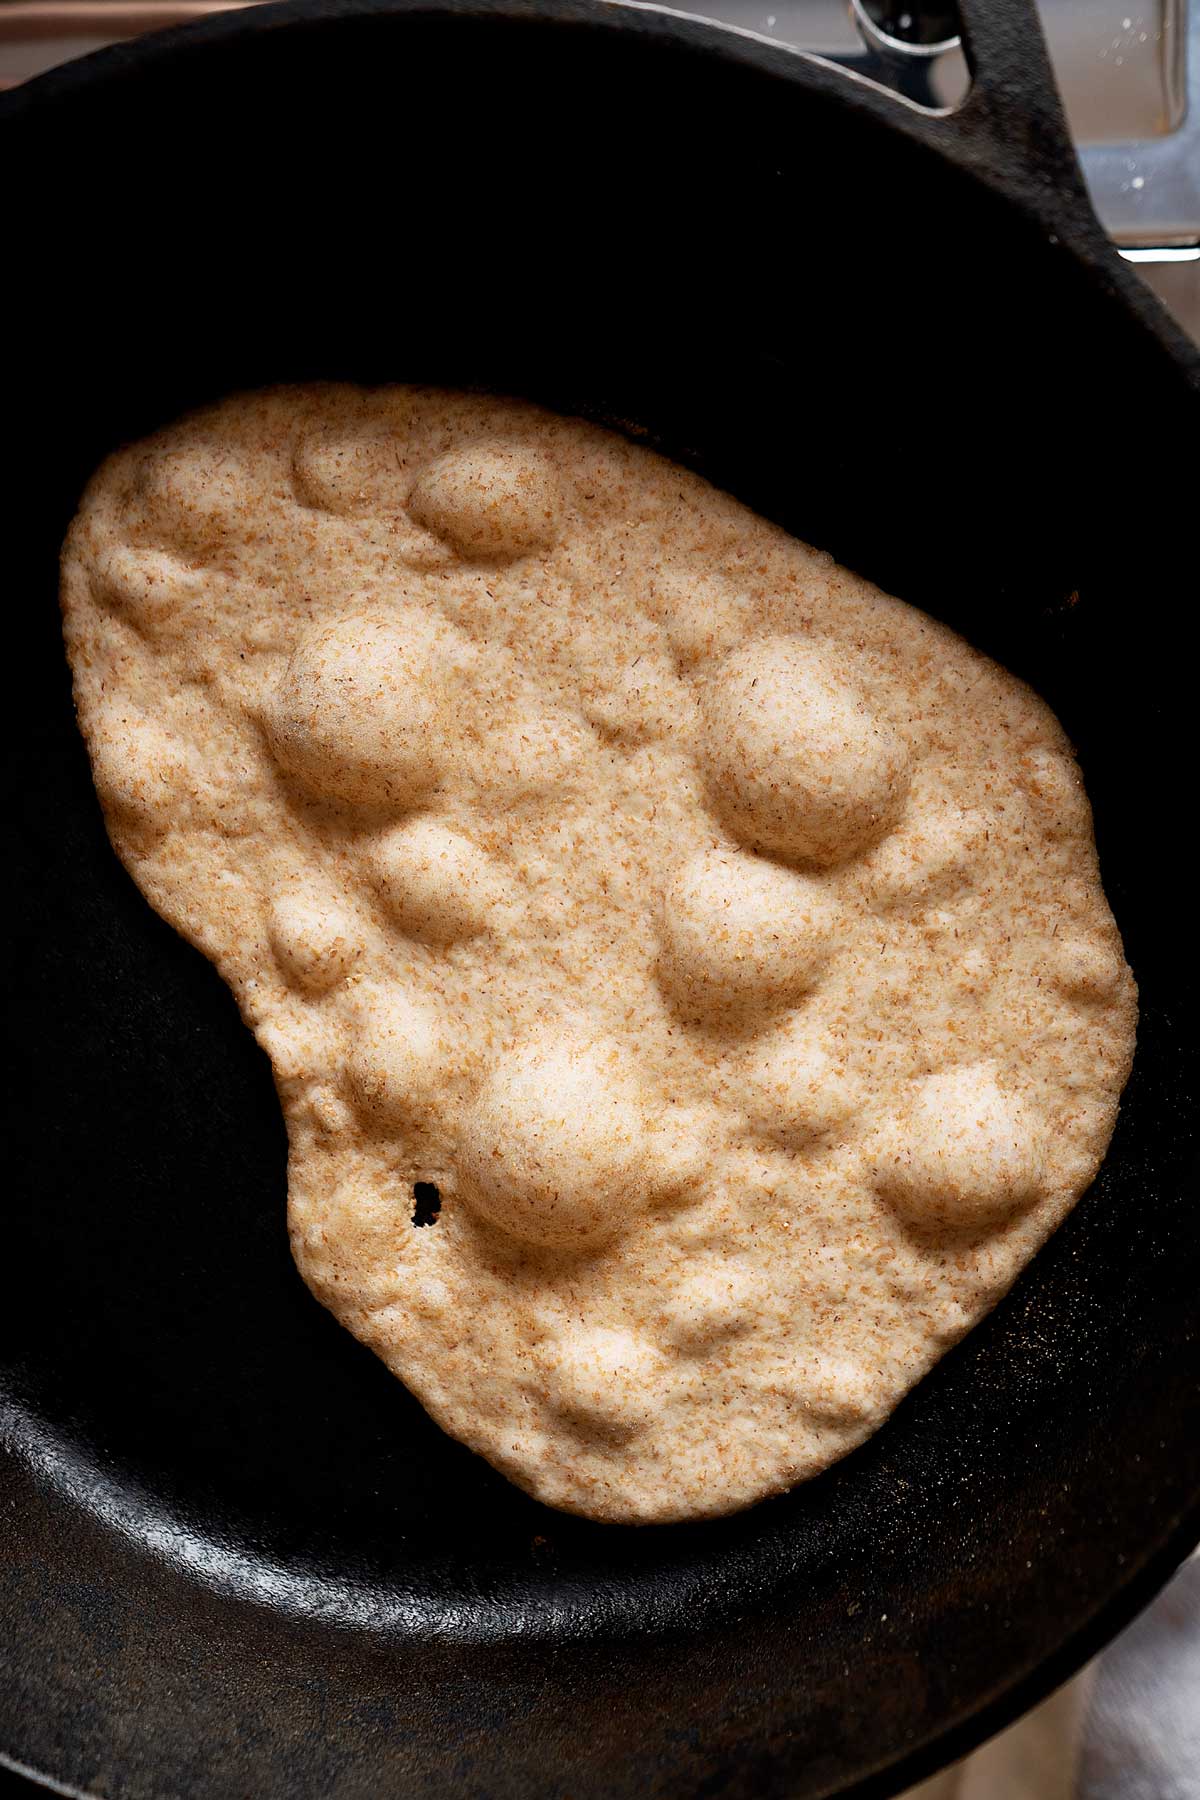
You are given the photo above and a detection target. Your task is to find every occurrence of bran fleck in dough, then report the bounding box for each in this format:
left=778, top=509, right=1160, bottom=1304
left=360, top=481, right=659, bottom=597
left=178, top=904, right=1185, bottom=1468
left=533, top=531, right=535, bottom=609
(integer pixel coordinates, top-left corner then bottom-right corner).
left=60, top=385, right=1136, bottom=1524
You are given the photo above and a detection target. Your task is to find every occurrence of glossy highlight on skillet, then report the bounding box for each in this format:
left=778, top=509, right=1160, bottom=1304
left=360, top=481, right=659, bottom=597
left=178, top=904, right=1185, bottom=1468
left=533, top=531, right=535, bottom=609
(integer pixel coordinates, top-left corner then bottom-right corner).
left=59, top=384, right=1136, bottom=1523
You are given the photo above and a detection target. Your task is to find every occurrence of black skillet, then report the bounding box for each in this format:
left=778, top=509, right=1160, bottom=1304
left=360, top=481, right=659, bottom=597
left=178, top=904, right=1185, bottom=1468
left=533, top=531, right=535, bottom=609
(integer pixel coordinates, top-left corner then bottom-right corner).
left=2, top=2, right=1199, bottom=1795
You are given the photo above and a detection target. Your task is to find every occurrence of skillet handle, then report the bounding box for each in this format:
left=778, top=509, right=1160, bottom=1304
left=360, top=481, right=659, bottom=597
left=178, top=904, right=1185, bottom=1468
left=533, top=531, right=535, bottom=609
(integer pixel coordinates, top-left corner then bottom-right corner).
left=945, top=0, right=1090, bottom=207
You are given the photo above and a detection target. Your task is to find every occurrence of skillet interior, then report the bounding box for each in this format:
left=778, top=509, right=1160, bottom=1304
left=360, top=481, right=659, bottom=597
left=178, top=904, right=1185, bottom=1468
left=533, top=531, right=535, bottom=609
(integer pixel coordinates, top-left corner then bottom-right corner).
left=2, top=4, right=1199, bottom=1795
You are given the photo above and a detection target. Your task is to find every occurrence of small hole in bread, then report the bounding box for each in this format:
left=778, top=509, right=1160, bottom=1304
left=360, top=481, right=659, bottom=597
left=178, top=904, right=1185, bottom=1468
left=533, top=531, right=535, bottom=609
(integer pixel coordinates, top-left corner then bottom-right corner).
left=411, top=1181, right=442, bottom=1228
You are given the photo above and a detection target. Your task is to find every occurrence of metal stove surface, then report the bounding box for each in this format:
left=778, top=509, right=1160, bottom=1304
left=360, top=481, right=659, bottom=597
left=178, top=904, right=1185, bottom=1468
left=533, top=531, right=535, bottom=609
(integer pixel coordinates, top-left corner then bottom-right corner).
left=668, top=0, right=1200, bottom=337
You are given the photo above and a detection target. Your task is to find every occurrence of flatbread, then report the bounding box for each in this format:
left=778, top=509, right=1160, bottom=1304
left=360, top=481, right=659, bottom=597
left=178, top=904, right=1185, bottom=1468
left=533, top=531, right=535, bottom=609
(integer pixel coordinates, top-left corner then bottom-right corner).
left=60, top=384, right=1136, bottom=1523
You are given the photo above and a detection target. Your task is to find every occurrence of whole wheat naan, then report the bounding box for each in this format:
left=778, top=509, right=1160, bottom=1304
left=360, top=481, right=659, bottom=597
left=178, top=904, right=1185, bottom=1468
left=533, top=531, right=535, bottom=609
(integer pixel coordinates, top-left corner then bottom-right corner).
left=60, top=386, right=1135, bottom=1523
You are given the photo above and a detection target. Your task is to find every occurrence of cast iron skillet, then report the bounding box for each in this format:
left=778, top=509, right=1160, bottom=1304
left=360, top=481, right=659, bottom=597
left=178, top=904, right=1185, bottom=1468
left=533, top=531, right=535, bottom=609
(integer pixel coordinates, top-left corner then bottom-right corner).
left=2, top=2, right=1198, bottom=1794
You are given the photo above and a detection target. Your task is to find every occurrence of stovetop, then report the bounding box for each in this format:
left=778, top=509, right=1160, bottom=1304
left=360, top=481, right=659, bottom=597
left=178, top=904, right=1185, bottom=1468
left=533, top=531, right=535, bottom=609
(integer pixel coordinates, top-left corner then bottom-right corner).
left=676, top=0, right=1199, bottom=338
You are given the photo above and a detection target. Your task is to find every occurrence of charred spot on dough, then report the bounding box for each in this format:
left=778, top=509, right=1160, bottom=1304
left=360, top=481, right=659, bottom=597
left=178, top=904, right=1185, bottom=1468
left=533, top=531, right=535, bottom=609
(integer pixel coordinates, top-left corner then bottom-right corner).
left=268, top=891, right=364, bottom=993
left=699, top=636, right=911, bottom=867
left=545, top=1327, right=660, bottom=1443
left=872, top=1063, right=1045, bottom=1231
left=262, top=609, right=472, bottom=808
left=366, top=816, right=505, bottom=944
left=458, top=1031, right=669, bottom=1250
left=408, top=442, right=562, bottom=562
left=658, top=847, right=836, bottom=1017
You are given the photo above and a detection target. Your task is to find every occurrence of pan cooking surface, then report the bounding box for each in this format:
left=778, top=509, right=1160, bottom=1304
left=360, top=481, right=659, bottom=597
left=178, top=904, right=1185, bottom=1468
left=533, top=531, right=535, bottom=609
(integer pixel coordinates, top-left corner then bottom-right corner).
left=2, top=3, right=1199, bottom=1794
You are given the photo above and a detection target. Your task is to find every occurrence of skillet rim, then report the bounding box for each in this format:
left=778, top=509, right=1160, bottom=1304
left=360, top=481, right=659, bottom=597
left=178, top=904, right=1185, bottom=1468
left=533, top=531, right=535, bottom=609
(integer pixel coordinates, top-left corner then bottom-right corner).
left=2, top=3, right=1198, bottom=1797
